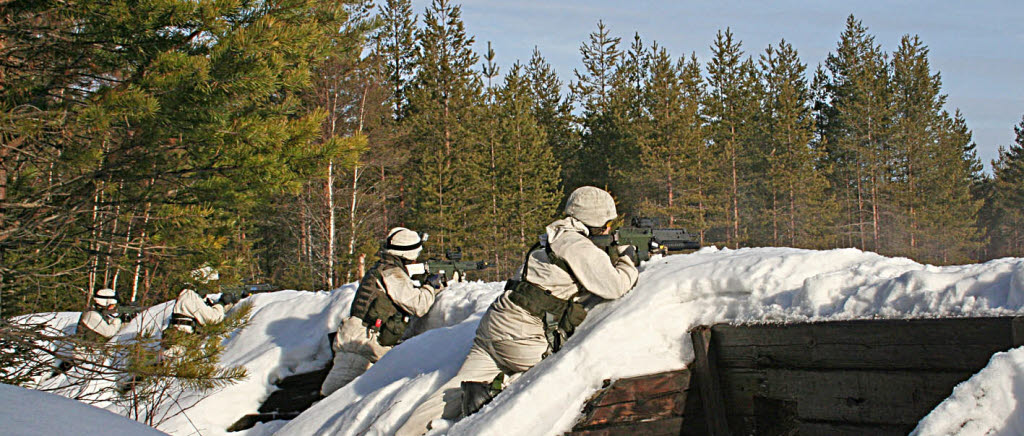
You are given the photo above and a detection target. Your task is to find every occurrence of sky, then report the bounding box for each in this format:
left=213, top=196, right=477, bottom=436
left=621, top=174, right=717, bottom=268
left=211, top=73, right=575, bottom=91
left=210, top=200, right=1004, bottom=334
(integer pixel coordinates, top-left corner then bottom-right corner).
left=404, top=0, right=1024, bottom=173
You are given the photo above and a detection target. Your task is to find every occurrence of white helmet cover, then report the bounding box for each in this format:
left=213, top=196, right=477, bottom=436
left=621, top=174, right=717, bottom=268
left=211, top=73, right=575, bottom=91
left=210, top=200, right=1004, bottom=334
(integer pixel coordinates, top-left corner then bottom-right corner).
left=564, top=186, right=618, bottom=228
left=93, top=288, right=118, bottom=307
left=385, top=227, right=423, bottom=261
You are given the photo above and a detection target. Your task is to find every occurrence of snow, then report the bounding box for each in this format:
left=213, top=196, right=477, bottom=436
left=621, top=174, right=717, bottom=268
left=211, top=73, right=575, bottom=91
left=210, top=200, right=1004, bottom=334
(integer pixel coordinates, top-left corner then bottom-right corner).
left=13, top=246, right=1024, bottom=435
left=0, top=383, right=168, bottom=435
left=911, top=347, right=1024, bottom=436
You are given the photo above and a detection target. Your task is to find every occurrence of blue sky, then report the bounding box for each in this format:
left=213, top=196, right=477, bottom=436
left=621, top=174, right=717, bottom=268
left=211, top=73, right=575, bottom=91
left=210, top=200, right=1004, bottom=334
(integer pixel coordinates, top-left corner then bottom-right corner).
left=405, top=0, right=1024, bottom=172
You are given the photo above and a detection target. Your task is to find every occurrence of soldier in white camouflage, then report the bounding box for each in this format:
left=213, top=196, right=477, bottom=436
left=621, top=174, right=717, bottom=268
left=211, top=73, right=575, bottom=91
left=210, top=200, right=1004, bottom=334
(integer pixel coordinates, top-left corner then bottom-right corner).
left=320, top=227, right=447, bottom=397
left=397, top=186, right=639, bottom=436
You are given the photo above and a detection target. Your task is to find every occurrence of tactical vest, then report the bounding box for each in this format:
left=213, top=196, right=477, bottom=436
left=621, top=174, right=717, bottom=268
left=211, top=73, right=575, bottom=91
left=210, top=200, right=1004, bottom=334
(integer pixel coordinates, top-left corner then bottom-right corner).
left=507, top=241, right=588, bottom=355
left=349, top=254, right=411, bottom=347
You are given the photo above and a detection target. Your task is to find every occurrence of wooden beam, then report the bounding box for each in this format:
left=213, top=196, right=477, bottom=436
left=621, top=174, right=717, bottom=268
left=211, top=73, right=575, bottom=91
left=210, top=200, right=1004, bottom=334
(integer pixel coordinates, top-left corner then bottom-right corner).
left=690, top=326, right=730, bottom=436
left=711, top=317, right=1018, bottom=371
left=1012, top=316, right=1024, bottom=348
left=719, top=368, right=969, bottom=424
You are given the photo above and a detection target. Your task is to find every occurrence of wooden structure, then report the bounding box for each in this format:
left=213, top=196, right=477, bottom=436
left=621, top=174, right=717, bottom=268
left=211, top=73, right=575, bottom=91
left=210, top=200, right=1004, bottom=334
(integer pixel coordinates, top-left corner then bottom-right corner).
left=572, top=316, right=1024, bottom=435
left=228, top=333, right=336, bottom=432
left=227, top=365, right=331, bottom=431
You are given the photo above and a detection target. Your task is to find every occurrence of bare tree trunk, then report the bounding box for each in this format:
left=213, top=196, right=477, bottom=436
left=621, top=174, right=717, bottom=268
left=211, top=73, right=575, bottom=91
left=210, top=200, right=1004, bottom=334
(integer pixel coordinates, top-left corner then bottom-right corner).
left=347, top=165, right=361, bottom=283
left=697, top=156, right=706, bottom=247
left=130, top=204, right=152, bottom=303
left=871, top=172, right=880, bottom=251
left=440, top=97, right=451, bottom=251
left=667, top=173, right=674, bottom=227
left=327, top=160, right=335, bottom=290
left=490, top=127, right=500, bottom=278
left=856, top=166, right=865, bottom=251
left=789, top=182, right=796, bottom=247
left=112, top=216, right=134, bottom=293
left=380, top=166, right=389, bottom=231
left=346, top=82, right=369, bottom=283
left=729, top=126, right=740, bottom=249
left=88, top=188, right=101, bottom=294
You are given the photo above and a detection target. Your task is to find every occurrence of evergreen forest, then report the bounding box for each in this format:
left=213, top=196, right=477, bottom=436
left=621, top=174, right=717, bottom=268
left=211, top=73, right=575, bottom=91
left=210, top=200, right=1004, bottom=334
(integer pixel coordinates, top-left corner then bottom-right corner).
left=4, top=0, right=1024, bottom=317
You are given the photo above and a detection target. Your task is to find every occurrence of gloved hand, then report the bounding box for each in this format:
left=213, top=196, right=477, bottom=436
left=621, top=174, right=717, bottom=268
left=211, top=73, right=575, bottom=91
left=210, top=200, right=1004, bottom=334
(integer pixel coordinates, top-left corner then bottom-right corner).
left=616, top=244, right=638, bottom=264
left=451, top=271, right=461, bottom=283
left=425, top=273, right=447, bottom=291
left=119, top=311, right=138, bottom=323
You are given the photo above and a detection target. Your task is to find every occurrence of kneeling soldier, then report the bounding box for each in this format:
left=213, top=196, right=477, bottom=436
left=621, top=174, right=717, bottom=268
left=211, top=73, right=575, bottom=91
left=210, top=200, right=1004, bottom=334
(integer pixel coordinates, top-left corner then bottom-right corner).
left=161, top=287, right=237, bottom=358
left=55, top=288, right=124, bottom=373
left=320, top=227, right=446, bottom=397
left=397, top=186, right=639, bottom=435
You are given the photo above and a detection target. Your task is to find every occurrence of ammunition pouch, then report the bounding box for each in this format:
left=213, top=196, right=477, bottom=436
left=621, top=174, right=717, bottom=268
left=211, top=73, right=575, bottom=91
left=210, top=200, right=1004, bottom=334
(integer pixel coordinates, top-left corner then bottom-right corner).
left=508, top=281, right=586, bottom=355
left=168, top=314, right=197, bottom=329
left=350, top=256, right=412, bottom=347
left=358, top=292, right=409, bottom=347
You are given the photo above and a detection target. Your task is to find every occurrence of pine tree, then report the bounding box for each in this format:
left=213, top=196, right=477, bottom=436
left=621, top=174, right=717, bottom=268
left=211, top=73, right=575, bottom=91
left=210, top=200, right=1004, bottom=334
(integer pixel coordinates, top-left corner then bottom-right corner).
left=705, top=28, right=758, bottom=247
left=370, top=0, right=419, bottom=240
left=2, top=0, right=359, bottom=313
left=606, top=33, right=651, bottom=212
left=571, top=21, right=622, bottom=191
left=481, top=41, right=504, bottom=279
left=758, top=40, right=833, bottom=247
left=984, top=116, right=1024, bottom=257
left=917, top=110, right=983, bottom=263
left=405, top=0, right=486, bottom=257
left=890, top=34, right=943, bottom=255
left=493, top=64, right=562, bottom=272
left=526, top=48, right=577, bottom=201
left=637, top=45, right=709, bottom=237
left=377, top=0, right=418, bottom=120
left=820, top=15, right=894, bottom=252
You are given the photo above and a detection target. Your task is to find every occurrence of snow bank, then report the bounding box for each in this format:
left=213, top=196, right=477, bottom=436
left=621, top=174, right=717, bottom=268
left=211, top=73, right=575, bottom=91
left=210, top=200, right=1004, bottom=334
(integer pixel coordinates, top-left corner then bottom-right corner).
left=274, top=247, right=1024, bottom=436
left=19, top=246, right=1024, bottom=435
left=0, top=383, right=167, bottom=435
left=911, top=346, right=1024, bottom=436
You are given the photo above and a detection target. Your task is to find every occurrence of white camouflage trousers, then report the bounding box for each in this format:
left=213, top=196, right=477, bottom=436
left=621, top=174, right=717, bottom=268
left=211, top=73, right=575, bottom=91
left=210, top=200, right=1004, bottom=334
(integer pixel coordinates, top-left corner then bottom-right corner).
left=395, top=335, right=546, bottom=436
left=320, top=316, right=392, bottom=397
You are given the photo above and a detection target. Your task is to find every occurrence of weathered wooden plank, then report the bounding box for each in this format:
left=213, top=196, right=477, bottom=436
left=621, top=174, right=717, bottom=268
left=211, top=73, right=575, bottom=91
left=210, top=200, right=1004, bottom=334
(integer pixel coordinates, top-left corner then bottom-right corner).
left=227, top=412, right=302, bottom=432
left=257, top=369, right=330, bottom=414
left=715, top=368, right=970, bottom=425
left=579, top=393, right=686, bottom=427
left=796, top=421, right=911, bottom=436
left=590, top=370, right=690, bottom=407
left=712, top=317, right=1020, bottom=371
left=690, top=327, right=730, bottom=436
left=1013, top=316, right=1024, bottom=348
left=568, top=417, right=684, bottom=436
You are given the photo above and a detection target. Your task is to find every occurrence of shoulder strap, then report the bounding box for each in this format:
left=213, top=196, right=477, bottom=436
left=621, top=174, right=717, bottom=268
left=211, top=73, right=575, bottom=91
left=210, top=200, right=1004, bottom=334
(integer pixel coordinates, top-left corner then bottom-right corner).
left=523, top=236, right=583, bottom=294
left=521, top=242, right=542, bottom=282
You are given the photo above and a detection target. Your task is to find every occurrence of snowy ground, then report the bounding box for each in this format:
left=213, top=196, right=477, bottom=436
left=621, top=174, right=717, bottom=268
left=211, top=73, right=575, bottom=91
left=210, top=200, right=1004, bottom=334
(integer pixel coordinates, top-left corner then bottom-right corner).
left=0, top=383, right=168, bottom=435
left=17, top=246, right=1024, bottom=435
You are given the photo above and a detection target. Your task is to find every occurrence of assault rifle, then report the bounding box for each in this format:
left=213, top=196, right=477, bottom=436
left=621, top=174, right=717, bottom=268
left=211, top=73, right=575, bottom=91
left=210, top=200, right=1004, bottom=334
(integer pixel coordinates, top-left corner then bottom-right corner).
left=409, top=248, right=492, bottom=284
left=590, top=217, right=701, bottom=263
left=115, top=282, right=279, bottom=321
left=117, top=305, right=145, bottom=322
left=217, top=282, right=280, bottom=301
